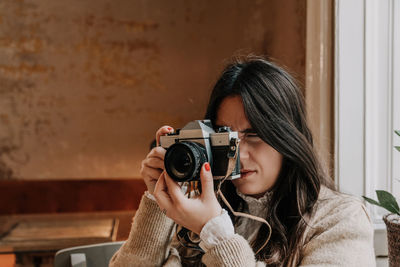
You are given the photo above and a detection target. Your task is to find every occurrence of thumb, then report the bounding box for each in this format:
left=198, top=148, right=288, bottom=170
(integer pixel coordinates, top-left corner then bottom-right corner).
left=200, top=162, right=214, bottom=200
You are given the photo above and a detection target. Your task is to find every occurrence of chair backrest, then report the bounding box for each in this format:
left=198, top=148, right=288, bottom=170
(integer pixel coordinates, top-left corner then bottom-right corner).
left=54, top=241, right=124, bottom=267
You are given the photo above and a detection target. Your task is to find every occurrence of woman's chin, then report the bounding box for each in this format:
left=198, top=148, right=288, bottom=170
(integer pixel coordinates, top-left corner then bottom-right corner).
left=233, top=183, right=260, bottom=197
left=233, top=181, right=270, bottom=198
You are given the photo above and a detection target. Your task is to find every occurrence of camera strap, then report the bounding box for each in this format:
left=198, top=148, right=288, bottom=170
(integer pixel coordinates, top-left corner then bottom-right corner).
left=178, top=137, right=271, bottom=255
left=216, top=138, right=272, bottom=255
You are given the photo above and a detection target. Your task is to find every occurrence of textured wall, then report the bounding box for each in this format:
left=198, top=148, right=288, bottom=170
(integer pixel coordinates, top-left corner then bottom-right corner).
left=0, top=0, right=305, bottom=179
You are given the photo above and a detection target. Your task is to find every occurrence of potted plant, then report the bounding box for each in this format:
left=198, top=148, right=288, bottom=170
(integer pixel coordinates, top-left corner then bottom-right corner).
left=363, top=130, right=400, bottom=266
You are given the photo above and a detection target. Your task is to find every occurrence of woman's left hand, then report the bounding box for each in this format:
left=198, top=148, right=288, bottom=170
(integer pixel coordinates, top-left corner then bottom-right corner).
left=153, top=162, right=222, bottom=235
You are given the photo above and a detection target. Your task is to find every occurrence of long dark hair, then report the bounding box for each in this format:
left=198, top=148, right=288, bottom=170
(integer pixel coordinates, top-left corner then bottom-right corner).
left=204, top=56, right=335, bottom=266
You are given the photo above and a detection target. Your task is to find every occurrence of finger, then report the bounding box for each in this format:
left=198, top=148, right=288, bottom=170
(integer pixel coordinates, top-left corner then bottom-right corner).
left=142, top=156, right=164, bottom=170
left=200, top=162, right=215, bottom=200
left=140, top=158, right=163, bottom=178
left=164, top=171, right=186, bottom=203
left=153, top=172, right=173, bottom=211
left=156, top=126, right=174, bottom=146
left=141, top=167, right=163, bottom=182
left=148, top=146, right=167, bottom=161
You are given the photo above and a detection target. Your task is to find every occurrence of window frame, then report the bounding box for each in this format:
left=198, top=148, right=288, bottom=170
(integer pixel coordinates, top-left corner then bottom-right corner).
left=335, top=0, right=400, bottom=256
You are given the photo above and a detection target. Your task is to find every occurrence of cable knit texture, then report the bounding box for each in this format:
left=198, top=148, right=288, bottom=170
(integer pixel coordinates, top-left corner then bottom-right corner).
left=201, top=234, right=256, bottom=266
left=109, top=194, right=179, bottom=267
left=109, top=186, right=376, bottom=266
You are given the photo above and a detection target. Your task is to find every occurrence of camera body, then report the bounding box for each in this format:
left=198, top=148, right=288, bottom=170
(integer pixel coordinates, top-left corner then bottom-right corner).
left=160, top=120, right=241, bottom=182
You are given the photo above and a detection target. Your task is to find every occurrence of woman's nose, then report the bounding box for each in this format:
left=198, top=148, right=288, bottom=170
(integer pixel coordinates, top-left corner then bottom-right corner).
left=239, top=142, right=250, bottom=160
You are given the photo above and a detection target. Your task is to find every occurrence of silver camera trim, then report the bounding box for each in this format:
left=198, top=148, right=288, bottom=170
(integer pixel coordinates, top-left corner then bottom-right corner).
left=159, top=120, right=240, bottom=180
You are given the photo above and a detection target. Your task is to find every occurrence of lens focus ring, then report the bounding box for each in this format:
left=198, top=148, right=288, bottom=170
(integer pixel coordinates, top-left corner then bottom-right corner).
left=164, top=141, right=207, bottom=182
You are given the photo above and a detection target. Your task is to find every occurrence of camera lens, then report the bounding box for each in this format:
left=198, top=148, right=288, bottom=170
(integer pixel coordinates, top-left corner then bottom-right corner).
left=164, top=141, right=208, bottom=182
left=171, top=153, right=191, bottom=174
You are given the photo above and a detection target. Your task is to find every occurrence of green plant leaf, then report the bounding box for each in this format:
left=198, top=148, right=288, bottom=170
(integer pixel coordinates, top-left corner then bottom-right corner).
left=362, top=196, right=381, bottom=206
left=395, top=146, right=400, bottom=152
left=395, top=130, right=400, bottom=137
left=376, top=190, right=400, bottom=215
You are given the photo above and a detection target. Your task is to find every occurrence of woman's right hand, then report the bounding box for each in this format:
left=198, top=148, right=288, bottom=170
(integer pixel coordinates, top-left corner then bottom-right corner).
left=140, top=126, right=174, bottom=194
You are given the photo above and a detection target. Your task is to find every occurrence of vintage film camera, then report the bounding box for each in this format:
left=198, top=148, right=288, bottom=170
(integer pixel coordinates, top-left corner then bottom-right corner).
left=159, top=120, right=241, bottom=182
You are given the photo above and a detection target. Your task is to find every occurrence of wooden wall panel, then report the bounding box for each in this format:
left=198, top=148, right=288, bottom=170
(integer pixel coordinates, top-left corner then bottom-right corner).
left=0, top=179, right=146, bottom=214
left=305, top=0, right=334, bottom=177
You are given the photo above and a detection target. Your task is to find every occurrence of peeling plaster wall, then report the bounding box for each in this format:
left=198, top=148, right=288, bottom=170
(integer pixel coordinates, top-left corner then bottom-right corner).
left=0, top=0, right=305, bottom=179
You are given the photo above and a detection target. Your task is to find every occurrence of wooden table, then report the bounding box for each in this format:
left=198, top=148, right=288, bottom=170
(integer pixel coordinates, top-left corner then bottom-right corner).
left=0, top=211, right=135, bottom=267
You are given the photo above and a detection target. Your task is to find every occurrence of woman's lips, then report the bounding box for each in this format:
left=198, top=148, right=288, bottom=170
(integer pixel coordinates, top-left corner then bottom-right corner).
left=240, top=169, right=256, bottom=179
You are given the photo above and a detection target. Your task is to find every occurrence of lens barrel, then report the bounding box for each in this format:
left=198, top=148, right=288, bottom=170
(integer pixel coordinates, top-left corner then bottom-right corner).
left=164, top=141, right=208, bottom=182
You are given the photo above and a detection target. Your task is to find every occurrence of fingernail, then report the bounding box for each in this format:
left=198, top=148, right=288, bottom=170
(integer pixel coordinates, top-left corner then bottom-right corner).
left=204, top=162, right=210, bottom=171
left=167, top=127, right=173, bottom=131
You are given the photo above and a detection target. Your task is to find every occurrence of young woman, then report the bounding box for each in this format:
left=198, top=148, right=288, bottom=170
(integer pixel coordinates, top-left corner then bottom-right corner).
left=110, top=57, right=375, bottom=266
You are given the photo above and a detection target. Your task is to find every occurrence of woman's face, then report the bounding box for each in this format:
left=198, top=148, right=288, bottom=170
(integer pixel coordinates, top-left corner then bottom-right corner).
left=215, top=95, right=283, bottom=198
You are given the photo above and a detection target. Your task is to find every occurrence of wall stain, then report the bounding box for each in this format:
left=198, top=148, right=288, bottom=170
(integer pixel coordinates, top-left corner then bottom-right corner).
left=0, top=37, right=45, bottom=54
left=80, top=14, right=159, bottom=33
left=75, top=38, right=159, bottom=55
left=36, top=95, right=67, bottom=108
left=103, top=106, right=131, bottom=118
left=104, top=94, right=116, bottom=101
left=0, top=145, right=15, bottom=180
left=0, top=64, right=54, bottom=77
left=74, top=37, right=160, bottom=88
left=86, top=94, right=99, bottom=101
left=108, top=40, right=159, bottom=53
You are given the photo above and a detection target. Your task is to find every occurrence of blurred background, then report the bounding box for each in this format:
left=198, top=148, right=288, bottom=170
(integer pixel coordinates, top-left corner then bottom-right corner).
left=0, top=0, right=308, bottom=180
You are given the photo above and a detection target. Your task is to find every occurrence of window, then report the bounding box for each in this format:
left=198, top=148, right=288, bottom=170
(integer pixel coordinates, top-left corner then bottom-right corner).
left=335, top=0, right=400, bottom=256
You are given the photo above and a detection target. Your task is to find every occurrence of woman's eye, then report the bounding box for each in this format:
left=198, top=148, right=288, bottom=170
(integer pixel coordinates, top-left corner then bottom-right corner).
left=243, top=134, right=261, bottom=143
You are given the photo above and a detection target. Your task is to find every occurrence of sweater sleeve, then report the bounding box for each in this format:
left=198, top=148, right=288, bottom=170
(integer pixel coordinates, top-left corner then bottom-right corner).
left=299, top=197, right=376, bottom=267
left=201, top=234, right=266, bottom=267
left=109, top=194, right=181, bottom=267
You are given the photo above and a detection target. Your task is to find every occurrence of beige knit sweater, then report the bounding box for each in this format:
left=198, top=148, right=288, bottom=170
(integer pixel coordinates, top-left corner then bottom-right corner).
left=109, top=187, right=376, bottom=266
